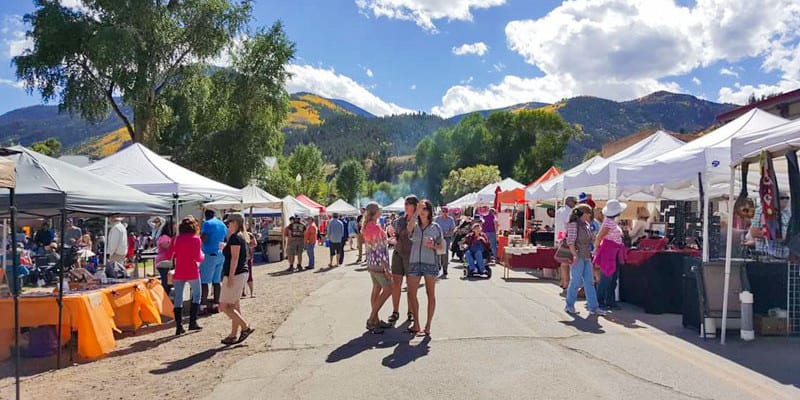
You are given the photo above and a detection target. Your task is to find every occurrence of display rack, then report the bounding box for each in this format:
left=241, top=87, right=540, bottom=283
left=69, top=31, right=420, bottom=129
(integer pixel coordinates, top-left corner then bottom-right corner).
left=789, top=261, right=800, bottom=336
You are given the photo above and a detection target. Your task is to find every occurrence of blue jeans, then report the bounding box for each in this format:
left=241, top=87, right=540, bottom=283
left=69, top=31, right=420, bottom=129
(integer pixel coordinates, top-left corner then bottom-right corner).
left=305, top=243, right=315, bottom=267
left=465, top=248, right=486, bottom=274
left=173, top=278, right=201, bottom=306
left=486, top=232, right=498, bottom=257
left=566, top=258, right=599, bottom=312
left=598, top=269, right=618, bottom=308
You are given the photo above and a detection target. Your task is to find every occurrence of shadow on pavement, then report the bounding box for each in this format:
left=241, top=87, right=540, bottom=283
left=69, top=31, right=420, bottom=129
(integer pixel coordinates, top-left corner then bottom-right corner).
left=325, top=333, right=397, bottom=363
left=630, top=310, right=800, bottom=388
left=149, top=345, right=242, bottom=374
left=381, top=336, right=431, bottom=369
left=560, top=314, right=606, bottom=334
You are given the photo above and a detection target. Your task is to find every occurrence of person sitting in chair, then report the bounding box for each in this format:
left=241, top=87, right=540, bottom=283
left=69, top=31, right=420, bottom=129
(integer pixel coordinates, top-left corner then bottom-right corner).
left=463, top=223, right=490, bottom=275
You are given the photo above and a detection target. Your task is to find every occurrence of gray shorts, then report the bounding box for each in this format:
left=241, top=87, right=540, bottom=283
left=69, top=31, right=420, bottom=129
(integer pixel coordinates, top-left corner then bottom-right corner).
left=408, top=262, right=439, bottom=277
left=287, top=239, right=304, bottom=256
left=391, top=251, right=409, bottom=276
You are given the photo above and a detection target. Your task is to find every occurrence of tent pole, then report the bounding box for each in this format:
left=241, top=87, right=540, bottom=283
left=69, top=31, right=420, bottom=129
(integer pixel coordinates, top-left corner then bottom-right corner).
left=720, top=166, right=737, bottom=344
left=701, top=173, right=711, bottom=262
left=9, top=190, right=20, bottom=400
left=56, top=210, right=66, bottom=368
left=103, top=217, right=109, bottom=265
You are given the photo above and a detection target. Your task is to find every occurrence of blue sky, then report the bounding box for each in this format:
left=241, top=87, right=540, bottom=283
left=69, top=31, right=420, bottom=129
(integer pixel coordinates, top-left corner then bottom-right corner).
left=0, top=0, right=799, bottom=117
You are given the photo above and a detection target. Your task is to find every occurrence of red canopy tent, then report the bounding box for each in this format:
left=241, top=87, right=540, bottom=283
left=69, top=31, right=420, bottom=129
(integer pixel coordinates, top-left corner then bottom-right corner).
left=527, top=166, right=563, bottom=188
left=296, top=194, right=326, bottom=213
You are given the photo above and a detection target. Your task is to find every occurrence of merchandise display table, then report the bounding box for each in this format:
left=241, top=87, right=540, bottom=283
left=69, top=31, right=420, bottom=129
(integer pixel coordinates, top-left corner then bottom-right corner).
left=502, top=246, right=560, bottom=279
left=0, top=278, right=173, bottom=360
left=620, top=251, right=700, bottom=314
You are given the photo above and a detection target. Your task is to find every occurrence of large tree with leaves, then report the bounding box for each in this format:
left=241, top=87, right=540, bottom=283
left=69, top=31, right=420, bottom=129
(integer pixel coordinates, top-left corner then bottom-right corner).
left=441, top=164, right=501, bottom=203
left=14, top=0, right=252, bottom=147
left=335, top=159, right=366, bottom=204
left=286, top=143, right=325, bottom=198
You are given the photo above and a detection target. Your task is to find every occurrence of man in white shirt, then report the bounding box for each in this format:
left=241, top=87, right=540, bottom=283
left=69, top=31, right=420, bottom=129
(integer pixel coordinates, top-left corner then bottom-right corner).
left=555, top=196, right=576, bottom=294
left=106, top=217, right=128, bottom=265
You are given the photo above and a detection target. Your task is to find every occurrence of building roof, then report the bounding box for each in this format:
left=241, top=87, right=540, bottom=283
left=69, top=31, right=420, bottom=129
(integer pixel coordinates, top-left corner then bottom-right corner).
left=716, top=87, right=800, bottom=123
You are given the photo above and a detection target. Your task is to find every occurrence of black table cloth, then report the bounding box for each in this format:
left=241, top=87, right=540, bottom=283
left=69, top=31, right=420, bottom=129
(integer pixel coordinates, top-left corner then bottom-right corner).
left=619, top=252, right=700, bottom=314
left=745, top=261, right=787, bottom=315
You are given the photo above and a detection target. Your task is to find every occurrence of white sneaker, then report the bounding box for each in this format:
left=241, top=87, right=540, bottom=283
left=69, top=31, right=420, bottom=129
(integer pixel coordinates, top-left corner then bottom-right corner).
left=589, top=309, right=607, bottom=316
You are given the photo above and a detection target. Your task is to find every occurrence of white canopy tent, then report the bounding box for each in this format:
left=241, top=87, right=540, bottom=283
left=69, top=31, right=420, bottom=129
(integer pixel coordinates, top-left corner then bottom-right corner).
left=205, top=184, right=282, bottom=211
left=616, top=110, right=789, bottom=200
left=85, top=143, right=240, bottom=201
left=383, top=197, right=406, bottom=213
left=720, top=116, right=800, bottom=344
left=526, top=156, right=606, bottom=201
left=446, top=192, right=479, bottom=209
left=327, top=199, right=360, bottom=215
left=563, top=131, right=686, bottom=201
left=245, top=196, right=318, bottom=227
left=475, top=178, right=524, bottom=205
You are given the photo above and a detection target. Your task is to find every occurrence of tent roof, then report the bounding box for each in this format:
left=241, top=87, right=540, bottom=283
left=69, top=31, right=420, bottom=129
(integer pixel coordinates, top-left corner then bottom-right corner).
left=731, top=116, right=800, bottom=165
left=327, top=199, right=359, bottom=215
left=446, top=192, right=478, bottom=209
left=0, top=156, right=15, bottom=189
left=205, top=184, right=282, bottom=211
left=475, top=178, right=524, bottom=205
left=295, top=194, right=326, bottom=212
left=0, top=146, right=171, bottom=217
left=383, top=197, right=406, bottom=212
left=562, top=131, right=686, bottom=200
left=497, top=188, right=525, bottom=205
left=526, top=156, right=605, bottom=201
left=617, top=109, right=789, bottom=199
left=85, top=143, right=240, bottom=200
left=528, top=166, right=563, bottom=188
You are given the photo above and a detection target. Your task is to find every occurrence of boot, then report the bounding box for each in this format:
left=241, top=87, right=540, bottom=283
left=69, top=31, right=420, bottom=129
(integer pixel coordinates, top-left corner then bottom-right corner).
left=188, top=303, right=203, bottom=331
left=174, top=308, right=185, bottom=335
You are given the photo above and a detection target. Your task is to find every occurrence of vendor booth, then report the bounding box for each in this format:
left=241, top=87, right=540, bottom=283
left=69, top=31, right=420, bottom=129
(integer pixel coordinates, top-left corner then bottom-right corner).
left=719, top=116, right=800, bottom=343
left=296, top=194, right=326, bottom=214
left=327, top=199, right=359, bottom=216
left=0, top=146, right=172, bottom=372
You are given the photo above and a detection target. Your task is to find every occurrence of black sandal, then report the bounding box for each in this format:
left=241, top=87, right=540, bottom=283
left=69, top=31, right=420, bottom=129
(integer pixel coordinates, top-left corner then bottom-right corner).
left=238, top=327, right=255, bottom=343
left=388, top=312, right=399, bottom=326
left=221, top=336, right=237, bottom=346
left=407, top=312, right=414, bottom=324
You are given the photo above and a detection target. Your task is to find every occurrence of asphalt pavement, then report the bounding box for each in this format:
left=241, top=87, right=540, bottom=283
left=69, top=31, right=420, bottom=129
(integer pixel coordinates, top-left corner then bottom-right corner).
left=206, top=252, right=800, bottom=400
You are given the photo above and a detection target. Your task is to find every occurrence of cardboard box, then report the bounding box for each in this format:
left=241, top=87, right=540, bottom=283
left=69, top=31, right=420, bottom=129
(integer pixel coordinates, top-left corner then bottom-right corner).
left=755, top=315, right=789, bottom=336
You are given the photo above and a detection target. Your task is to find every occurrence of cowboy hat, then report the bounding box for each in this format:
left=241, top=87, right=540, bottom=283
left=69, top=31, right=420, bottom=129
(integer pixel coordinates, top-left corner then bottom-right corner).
left=603, top=199, right=627, bottom=218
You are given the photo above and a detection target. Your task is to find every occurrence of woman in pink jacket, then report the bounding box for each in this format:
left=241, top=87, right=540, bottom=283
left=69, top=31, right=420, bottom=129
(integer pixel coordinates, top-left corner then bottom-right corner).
left=594, top=200, right=627, bottom=311
left=172, top=217, right=205, bottom=335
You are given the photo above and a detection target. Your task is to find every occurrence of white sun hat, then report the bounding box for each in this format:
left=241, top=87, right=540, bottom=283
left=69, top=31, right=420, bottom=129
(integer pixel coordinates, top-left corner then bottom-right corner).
left=602, top=199, right=628, bottom=218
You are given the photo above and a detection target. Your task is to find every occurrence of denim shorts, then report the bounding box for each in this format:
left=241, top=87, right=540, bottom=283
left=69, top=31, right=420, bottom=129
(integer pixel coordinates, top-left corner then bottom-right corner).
left=408, top=262, right=439, bottom=277
left=200, top=254, right=224, bottom=284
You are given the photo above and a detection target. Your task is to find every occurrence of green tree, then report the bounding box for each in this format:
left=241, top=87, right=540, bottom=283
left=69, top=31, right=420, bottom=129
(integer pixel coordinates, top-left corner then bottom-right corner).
left=441, top=164, right=501, bottom=202
left=335, top=159, right=366, bottom=204
left=583, top=149, right=600, bottom=162
left=258, top=157, right=296, bottom=198
left=30, top=137, right=61, bottom=157
left=286, top=143, right=325, bottom=197
left=15, top=0, right=251, bottom=146
left=160, top=24, right=294, bottom=187
left=369, top=145, right=392, bottom=182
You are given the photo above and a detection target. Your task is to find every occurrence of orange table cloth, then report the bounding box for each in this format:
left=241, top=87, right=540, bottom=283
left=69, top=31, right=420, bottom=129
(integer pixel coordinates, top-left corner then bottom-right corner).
left=0, top=278, right=173, bottom=361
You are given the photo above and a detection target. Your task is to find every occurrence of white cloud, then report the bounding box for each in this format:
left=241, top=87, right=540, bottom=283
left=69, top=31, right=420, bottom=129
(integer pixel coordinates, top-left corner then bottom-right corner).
left=2, top=16, right=32, bottom=58
left=719, top=68, right=739, bottom=78
left=366, top=68, right=374, bottom=78
left=452, top=42, right=488, bottom=56
left=492, top=62, right=505, bottom=72
left=0, top=78, right=24, bottom=89
left=60, top=0, right=85, bottom=8
left=718, top=80, right=800, bottom=105
left=286, top=64, right=413, bottom=116
left=692, top=77, right=702, bottom=86
left=410, top=84, right=416, bottom=90
left=431, top=0, right=800, bottom=116
left=355, top=0, right=506, bottom=33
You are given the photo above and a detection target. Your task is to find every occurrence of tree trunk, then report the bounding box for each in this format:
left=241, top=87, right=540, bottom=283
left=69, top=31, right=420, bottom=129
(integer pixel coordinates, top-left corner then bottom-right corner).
left=133, top=97, right=158, bottom=149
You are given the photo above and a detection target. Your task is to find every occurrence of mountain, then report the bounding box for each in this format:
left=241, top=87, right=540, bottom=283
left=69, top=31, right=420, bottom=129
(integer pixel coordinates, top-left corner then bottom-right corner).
left=0, top=104, right=132, bottom=148
left=446, top=100, right=550, bottom=124
left=286, top=92, right=374, bottom=129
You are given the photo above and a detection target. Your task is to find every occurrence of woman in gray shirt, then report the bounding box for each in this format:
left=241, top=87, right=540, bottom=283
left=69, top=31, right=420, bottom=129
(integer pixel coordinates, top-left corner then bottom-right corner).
left=407, top=199, right=444, bottom=336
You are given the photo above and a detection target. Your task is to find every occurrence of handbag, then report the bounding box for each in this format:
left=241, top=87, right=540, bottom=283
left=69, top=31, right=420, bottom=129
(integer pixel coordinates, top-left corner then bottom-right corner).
left=554, top=241, right=573, bottom=264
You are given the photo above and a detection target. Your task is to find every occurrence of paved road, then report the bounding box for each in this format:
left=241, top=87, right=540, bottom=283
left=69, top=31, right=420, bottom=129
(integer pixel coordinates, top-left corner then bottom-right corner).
left=206, top=256, right=799, bottom=400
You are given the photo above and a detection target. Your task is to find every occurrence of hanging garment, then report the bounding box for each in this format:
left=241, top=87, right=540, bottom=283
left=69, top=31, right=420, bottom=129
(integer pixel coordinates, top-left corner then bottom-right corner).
left=733, top=162, right=754, bottom=230
left=785, top=150, right=800, bottom=255
left=759, top=151, right=782, bottom=240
